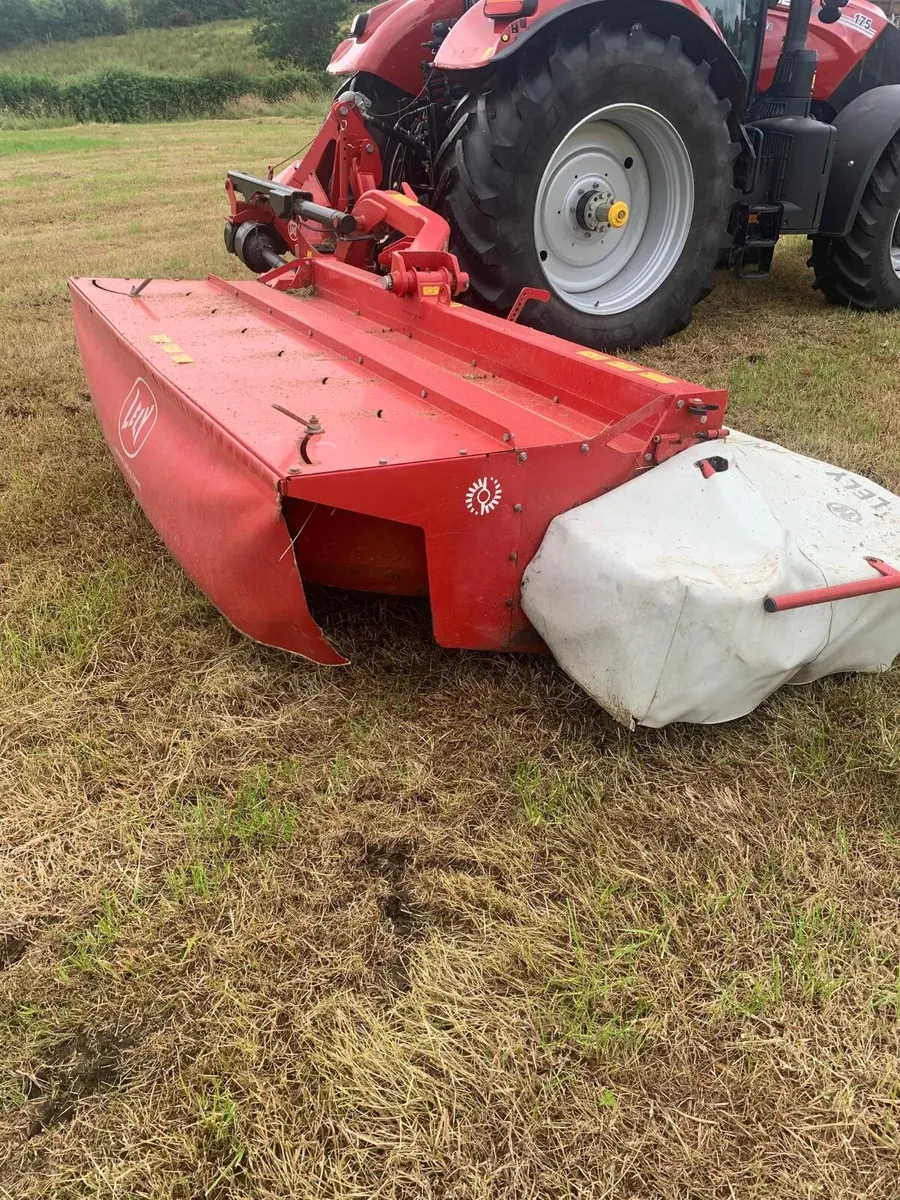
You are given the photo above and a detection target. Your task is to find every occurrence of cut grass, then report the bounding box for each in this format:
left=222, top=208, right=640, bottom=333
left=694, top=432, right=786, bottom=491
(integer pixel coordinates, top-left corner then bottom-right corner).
left=0, top=118, right=899, bottom=1198
left=0, top=20, right=265, bottom=80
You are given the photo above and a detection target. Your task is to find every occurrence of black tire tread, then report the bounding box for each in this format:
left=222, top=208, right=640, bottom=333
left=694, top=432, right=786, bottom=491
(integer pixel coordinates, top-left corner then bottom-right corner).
left=434, top=23, right=739, bottom=351
left=811, top=136, right=900, bottom=311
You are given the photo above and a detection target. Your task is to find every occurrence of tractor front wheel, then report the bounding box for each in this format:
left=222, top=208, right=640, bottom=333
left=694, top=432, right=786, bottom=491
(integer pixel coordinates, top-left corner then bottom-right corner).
left=434, top=25, right=738, bottom=351
left=811, top=136, right=900, bottom=311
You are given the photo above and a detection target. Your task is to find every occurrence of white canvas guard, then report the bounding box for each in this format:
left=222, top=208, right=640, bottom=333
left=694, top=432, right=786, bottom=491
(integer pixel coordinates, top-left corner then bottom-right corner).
left=521, top=431, right=900, bottom=727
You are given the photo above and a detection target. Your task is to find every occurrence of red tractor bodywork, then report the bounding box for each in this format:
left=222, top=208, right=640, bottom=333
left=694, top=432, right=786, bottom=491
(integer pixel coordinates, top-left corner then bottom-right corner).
left=759, top=0, right=889, bottom=98
left=328, top=0, right=889, bottom=109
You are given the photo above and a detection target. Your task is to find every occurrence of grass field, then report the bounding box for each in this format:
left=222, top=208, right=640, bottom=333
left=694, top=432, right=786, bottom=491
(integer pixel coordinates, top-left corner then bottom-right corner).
left=1, top=118, right=899, bottom=1199
left=0, top=20, right=264, bottom=79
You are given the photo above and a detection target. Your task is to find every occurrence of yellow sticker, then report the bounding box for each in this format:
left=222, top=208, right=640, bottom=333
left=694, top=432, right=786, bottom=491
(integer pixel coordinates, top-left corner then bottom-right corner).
left=451, top=302, right=462, bottom=308
left=606, top=360, right=643, bottom=372
left=161, top=344, right=183, bottom=355
left=481, top=46, right=494, bottom=60
left=640, top=371, right=677, bottom=384
left=422, top=285, right=441, bottom=296
left=150, top=334, right=171, bottom=343
left=391, top=192, right=419, bottom=207
left=578, top=349, right=609, bottom=361
left=172, top=354, right=193, bottom=364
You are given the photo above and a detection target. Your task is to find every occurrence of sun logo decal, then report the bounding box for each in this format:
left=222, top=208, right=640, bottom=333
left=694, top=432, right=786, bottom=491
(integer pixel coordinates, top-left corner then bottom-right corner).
left=465, top=476, right=502, bottom=516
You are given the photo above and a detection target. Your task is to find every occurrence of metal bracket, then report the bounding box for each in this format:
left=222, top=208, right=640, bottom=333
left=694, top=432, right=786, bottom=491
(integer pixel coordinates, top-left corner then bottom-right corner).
left=506, top=287, right=550, bottom=323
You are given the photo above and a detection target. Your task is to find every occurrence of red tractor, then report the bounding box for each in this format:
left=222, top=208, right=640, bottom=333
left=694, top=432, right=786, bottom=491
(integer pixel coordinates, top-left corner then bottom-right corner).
left=227, top=0, right=900, bottom=350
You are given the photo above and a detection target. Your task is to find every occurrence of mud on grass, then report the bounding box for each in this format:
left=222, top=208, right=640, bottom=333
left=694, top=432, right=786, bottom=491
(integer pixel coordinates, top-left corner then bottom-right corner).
left=0, top=120, right=899, bottom=1199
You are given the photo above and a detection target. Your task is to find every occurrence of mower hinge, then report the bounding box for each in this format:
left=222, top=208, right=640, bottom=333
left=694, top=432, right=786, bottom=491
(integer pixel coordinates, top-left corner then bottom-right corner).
left=649, top=432, right=684, bottom=464
left=381, top=248, right=468, bottom=303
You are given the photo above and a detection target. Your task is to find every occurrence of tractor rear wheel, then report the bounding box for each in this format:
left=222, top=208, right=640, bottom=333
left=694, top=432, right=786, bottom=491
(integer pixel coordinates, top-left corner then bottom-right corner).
left=434, top=25, right=738, bottom=351
left=810, top=136, right=900, bottom=311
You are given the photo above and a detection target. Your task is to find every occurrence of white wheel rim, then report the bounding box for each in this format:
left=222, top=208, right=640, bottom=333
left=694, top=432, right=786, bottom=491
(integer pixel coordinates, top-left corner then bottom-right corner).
left=891, top=207, right=900, bottom=280
left=534, top=103, right=695, bottom=315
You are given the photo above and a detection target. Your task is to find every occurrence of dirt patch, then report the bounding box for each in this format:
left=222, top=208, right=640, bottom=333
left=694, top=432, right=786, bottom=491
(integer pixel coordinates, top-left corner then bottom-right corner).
left=25, top=1026, right=140, bottom=1138
left=0, top=933, right=28, bottom=970
left=347, top=834, right=419, bottom=992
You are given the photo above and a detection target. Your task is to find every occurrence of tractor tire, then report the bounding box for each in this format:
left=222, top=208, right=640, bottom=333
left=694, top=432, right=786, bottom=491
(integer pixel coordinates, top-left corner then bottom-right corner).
left=434, top=24, right=739, bottom=351
left=810, top=136, right=900, bottom=311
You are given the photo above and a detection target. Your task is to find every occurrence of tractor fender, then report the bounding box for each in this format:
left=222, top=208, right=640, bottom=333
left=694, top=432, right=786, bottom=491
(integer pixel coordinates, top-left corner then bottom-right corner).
left=329, top=0, right=459, bottom=95
left=433, top=0, right=748, bottom=113
left=817, top=84, right=900, bottom=237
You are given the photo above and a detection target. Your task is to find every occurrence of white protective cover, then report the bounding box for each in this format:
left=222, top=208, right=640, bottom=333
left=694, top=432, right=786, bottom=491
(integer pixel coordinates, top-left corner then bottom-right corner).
left=521, top=431, right=900, bottom=727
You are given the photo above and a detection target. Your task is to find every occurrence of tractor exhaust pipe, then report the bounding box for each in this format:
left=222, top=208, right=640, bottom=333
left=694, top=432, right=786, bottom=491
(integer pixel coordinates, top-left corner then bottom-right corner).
left=766, top=0, right=817, bottom=115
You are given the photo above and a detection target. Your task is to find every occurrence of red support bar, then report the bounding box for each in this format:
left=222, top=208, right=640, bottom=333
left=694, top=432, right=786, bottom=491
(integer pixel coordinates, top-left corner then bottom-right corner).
left=506, top=287, right=550, bottom=323
left=764, top=557, right=900, bottom=612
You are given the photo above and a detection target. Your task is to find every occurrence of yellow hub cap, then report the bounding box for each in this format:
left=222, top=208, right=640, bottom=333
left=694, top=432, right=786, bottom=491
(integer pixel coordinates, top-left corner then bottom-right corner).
left=608, top=201, right=629, bottom=229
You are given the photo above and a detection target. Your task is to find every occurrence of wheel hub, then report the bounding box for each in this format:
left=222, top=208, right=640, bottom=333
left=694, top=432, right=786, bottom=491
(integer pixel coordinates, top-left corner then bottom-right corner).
left=534, top=103, right=694, bottom=316
left=570, top=181, right=630, bottom=235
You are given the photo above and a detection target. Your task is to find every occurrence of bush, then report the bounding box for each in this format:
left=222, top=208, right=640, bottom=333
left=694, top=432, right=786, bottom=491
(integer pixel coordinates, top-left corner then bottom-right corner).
left=251, top=0, right=349, bottom=71
left=0, top=65, right=326, bottom=121
left=64, top=66, right=254, bottom=120
left=0, top=71, right=64, bottom=117
left=257, top=66, right=323, bottom=103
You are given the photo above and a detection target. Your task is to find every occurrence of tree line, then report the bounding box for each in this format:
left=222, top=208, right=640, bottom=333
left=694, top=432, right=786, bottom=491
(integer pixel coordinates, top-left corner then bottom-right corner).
left=0, top=0, right=352, bottom=71
left=0, top=0, right=247, bottom=50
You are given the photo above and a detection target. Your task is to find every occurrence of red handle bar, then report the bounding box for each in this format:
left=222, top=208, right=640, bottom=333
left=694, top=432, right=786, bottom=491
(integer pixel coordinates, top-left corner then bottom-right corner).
left=764, top=557, right=900, bottom=612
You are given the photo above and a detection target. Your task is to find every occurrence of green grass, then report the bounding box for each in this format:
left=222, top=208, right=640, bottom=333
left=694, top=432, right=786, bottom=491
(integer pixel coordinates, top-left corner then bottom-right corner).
left=0, top=118, right=899, bottom=1198
left=0, top=19, right=265, bottom=80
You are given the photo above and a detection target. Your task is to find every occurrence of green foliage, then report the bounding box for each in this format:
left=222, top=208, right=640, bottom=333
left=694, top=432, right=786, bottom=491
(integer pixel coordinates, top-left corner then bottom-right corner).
left=0, top=64, right=326, bottom=121
left=0, top=73, right=62, bottom=119
left=130, top=0, right=249, bottom=30
left=0, top=0, right=130, bottom=50
left=257, top=65, right=319, bottom=103
left=0, top=21, right=266, bottom=80
left=251, top=0, right=350, bottom=70
left=0, top=0, right=251, bottom=50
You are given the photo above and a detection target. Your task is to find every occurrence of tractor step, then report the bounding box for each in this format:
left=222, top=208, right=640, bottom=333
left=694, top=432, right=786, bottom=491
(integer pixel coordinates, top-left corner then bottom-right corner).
left=731, top=204, right=783, bottom=279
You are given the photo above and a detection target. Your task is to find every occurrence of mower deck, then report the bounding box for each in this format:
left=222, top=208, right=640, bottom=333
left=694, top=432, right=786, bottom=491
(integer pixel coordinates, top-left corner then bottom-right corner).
left=70, top=268, right=726, bottom=663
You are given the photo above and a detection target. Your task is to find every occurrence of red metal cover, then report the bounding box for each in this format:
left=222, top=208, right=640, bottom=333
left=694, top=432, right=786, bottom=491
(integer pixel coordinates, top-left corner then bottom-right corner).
left=70, top=270, right=726, bottom=663
left=70, top=278, right=347, bottom=664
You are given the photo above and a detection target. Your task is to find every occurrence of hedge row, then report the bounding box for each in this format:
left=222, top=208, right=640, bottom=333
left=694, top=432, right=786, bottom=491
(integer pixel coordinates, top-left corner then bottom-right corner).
left=0, top=66, right=327, bottom=121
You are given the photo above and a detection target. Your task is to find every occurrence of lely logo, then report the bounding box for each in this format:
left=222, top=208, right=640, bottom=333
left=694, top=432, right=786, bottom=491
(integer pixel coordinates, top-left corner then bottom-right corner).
left=465, top=476, right=502, bottom=516
left=827, top=501, right=862, bottom=523
left=118, top=377, right=158, bottom=459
